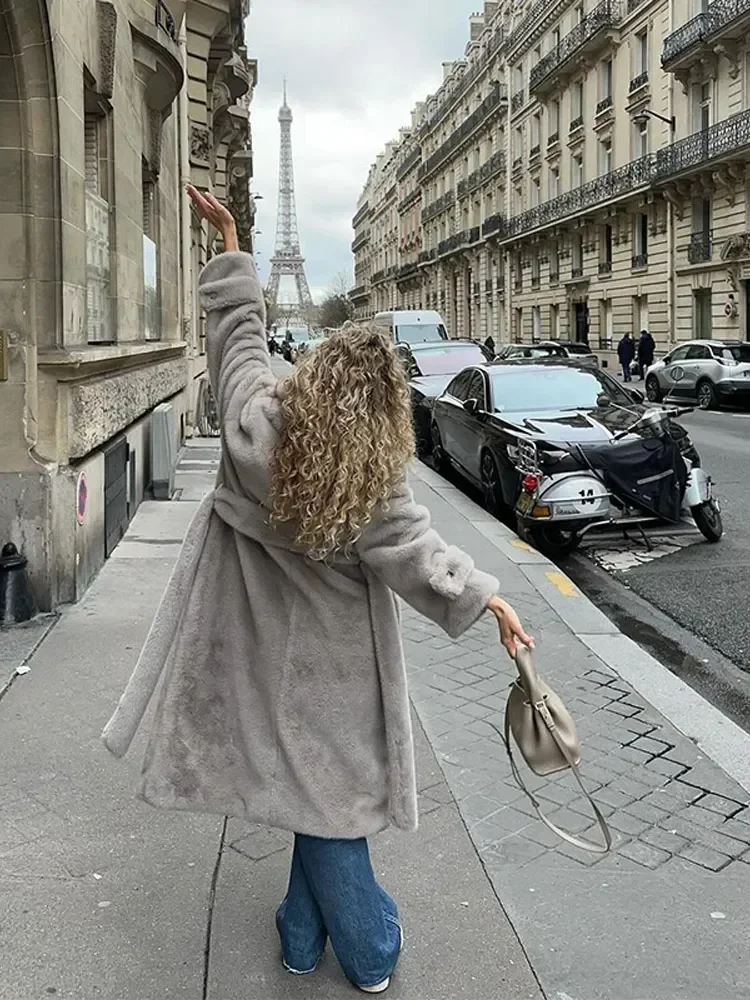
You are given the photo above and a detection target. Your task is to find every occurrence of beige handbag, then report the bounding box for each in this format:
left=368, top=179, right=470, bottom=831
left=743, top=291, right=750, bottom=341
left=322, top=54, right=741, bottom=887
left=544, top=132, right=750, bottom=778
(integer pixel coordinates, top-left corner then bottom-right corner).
left=491, top=645, right=612, bottom=854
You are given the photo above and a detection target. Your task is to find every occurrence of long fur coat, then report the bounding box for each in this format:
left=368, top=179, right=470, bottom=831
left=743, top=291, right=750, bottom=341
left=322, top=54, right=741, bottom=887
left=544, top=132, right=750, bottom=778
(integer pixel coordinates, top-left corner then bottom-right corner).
left=102, top=252, right=498, bottom=839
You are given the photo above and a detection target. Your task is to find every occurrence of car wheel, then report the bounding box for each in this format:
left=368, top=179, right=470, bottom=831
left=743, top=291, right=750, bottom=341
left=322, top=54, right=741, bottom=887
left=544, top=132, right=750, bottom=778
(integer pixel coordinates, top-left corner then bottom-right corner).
left=526, top=523, right=581, bottom=559
left=697, top=379, right=717, bottom=411
left=431, top=423, right=449, bottom=475
left=481, top=452, right=504, bottom=517
left=645, top=376, right=662, bottom=403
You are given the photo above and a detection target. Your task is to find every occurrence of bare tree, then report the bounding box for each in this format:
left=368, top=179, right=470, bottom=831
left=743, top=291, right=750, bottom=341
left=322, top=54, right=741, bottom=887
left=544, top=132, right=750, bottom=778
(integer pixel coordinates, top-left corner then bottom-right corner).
left=327, top=269, right=353, bottom=299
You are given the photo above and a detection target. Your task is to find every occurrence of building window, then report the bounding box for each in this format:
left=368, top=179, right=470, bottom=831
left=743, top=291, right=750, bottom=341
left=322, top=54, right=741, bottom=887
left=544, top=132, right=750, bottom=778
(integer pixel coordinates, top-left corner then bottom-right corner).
left=690, top=196, right=712, bottom=262
left=633, top=214, right=649, bottom=267
left=550, top=302, right=560, bottom=338
left=531, top=112, right=541, bottom=153
left=531, top=254, right=541, bottom=287
left=572, top=232, right=583, bottom=277
left=694, top=80, right=712, bottom=132
left=142, top=161, right=161, bottom=341
left=549, top=98, right=561, bottom=139
left=634, top=118, right=649, bottom=158
left=633, top=294, right=649, bottom=334
left=600, top=224, right=613, bottom=274
left=600, top=58, right=613, bottom=102
left=532, top=305, right=542, bottom=342
left=551, top=26, right=561, bottom=51
left=84, top=104, right=113, bottom=344
left=550, top=166, right=560, bottom=198
left=572, top=153, right=584, bottom=188
left=693, top=288, right=712, bottom=338
left=515, top=307, right=523, bottom=340
left=574, top=3, right=584, bottom=24
left=573, top=80, right=584, bottom=121
left=636, top=30, right=649, bottom=76
left=514, top=184, right=523, bottom=215
left=531, top=177, right=541, bottom=207
left=549, top=244, right=560, bottom=282
left=599, top=137, right=612, bottom=175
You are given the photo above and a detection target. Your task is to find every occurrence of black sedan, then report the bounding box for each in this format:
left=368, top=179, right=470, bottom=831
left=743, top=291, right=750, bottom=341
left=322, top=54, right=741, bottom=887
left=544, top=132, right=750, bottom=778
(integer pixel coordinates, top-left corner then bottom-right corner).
left=404, top=341, right=491, bottom=455
left=430, top=362, right=692, bottom=515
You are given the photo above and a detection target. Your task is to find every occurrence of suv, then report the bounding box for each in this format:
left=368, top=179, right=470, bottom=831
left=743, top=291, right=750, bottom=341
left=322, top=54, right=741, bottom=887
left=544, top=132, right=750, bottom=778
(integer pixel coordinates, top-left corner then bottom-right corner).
left=645, top=339, right=750, bottom=409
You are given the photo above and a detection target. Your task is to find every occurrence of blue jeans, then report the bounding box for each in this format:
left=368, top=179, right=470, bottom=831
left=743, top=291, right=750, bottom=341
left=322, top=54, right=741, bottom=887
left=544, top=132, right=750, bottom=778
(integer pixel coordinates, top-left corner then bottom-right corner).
left=276, top=834, right=402, bottom=988
left=622, top=362, right=632, bottom=382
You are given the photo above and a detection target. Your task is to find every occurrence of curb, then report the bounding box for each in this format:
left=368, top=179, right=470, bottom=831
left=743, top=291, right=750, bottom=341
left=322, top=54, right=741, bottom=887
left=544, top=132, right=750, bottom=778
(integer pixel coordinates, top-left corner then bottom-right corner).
left=410, top=460, right=750, bottom=794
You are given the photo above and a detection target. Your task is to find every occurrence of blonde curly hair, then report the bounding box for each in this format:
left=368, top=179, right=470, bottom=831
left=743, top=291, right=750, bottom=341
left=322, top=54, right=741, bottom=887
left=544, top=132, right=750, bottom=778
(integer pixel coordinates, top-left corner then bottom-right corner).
left=268, top=323, right=415, bottom=557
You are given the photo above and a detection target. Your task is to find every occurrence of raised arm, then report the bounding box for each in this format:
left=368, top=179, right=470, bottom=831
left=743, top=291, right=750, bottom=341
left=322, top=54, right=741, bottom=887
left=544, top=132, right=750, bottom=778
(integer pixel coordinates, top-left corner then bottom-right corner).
left=188, top=186, right=275, bottom=420
left=357, top=481, right=533, bottom=655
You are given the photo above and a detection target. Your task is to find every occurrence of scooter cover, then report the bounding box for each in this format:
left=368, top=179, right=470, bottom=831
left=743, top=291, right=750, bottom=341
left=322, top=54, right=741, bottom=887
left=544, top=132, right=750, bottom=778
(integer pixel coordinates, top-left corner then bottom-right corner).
left=590, top=435, right=688, bottom=524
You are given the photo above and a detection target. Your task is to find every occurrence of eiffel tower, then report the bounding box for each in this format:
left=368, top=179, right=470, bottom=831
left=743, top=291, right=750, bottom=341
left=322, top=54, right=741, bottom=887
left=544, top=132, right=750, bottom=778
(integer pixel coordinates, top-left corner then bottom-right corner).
left=266, top=83, right=313, bottom=322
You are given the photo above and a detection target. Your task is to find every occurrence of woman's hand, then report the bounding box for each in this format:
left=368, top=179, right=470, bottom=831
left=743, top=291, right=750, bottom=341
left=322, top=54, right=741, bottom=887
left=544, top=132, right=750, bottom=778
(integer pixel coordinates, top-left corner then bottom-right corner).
left=487, top=596, right=534, bottom=659
left=186, top=185, right=239, bottom=252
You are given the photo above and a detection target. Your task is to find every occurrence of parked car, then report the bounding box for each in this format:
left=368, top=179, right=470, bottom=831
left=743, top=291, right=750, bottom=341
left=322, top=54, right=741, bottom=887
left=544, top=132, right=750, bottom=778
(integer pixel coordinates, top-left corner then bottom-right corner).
left=373, top=309, right=449, bottom=345
left=406, top=341, right=491, bottom=456
left=429, top=362, right=708, bottom=555
left=645, top=339, right=750, bottom=409
left=496, top=341, right=598, bottom=365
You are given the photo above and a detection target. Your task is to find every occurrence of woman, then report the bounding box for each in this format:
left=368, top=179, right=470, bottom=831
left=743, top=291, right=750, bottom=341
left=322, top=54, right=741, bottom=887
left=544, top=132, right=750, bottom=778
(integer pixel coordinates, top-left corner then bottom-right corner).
left=103, top=188, right=532, bottom=994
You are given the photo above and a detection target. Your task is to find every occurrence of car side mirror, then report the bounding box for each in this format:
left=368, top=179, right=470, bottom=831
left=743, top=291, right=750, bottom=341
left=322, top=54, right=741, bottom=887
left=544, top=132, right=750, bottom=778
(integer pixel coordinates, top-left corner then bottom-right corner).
left=628, top=387, right=645, bottom=404
left=463, top=398, right=480, bottom=415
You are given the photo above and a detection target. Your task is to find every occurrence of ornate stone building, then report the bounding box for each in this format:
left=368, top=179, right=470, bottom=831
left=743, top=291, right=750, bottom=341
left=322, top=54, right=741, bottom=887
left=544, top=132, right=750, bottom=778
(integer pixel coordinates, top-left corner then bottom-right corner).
left=0, top=0, right=255, bottom=609
left=352, top=0, right=750, bottom=353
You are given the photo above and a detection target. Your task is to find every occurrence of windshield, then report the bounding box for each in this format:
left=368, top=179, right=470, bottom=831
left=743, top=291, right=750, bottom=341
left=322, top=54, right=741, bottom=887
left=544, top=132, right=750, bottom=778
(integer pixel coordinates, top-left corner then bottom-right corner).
left=491, top=367, right=632, bottom=413
left=561, top=343, right=593, bottom=355
left=397, top=323, right=448, bottom=344
left=415, top=346, right=485, bottom=375
left=284, top=328, right=311, bottom=342
left=718, top=344, right=750, bottom=362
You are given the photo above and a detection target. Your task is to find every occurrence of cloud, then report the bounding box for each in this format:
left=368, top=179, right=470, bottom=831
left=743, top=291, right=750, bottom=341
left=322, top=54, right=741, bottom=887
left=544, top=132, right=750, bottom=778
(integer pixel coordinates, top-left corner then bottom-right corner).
left=246, top=0, right=482, bottom=302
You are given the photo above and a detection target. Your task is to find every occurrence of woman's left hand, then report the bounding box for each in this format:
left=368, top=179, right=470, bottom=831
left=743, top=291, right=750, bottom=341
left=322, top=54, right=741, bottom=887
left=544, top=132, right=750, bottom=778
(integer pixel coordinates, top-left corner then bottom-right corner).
left=186, top=185, right=238, bottom=251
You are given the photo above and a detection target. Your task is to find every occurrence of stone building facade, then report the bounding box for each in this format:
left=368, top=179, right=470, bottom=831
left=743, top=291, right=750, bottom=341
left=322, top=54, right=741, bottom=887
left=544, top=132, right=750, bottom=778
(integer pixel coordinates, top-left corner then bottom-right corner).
left=352, top=0, right=750, bottom=356
left=0, top=0, right=255, bottom=610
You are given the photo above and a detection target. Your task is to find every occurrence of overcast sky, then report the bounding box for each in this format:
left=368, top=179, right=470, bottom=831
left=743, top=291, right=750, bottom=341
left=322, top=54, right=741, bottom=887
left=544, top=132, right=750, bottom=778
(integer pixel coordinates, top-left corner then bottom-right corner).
left=245, top=0, right=481, bottom=304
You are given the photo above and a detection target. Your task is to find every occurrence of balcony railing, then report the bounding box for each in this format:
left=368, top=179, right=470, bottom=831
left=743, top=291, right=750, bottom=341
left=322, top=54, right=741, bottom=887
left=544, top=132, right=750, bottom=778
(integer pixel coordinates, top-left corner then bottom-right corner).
left=512, top=155, right=524, bottom=172
left=371, top=265, right=398, bottom=285
left=511, top=90, right=525, bottom=113
left=352, top=201, right=370, bottom=228
left=422, top=189, right=455, bottom=223
left=571, top=265, right=584, bottom=278
left=549, top=270, right=560, bottom=283
left=663, top=0, right=750, bottom=68
left=569, top=115, right=584, bottom=133
left=351, top=232, right=370, bottom=253
left=530, top=0, right=622, bottom=93
left=530, top=143, right=541, bottom=159
left=397, top=188, right=421, bottom=216
left=632, top=253, right=648, bottom=269
left=421, top=29, right=506, bottom=134
left=457, top=151, right=506, bottom=199
left=598, top=260, right=613, bottom=275
left=418, top=84, right=504, bottom=180
left=688, top=230, right=713, bottom=263
left=548, top=130, right=560, bottom=146
left=629, top=71, right=649, bottom=92
left=396, top=262, right=420, bottom=283
left=482, top=213, right=506, bottom=238
left=627, top=0, right=647, bottom=11
left=654, top=108, right=750, bottom=180
left=531, top=274, right=541, bottom=288
left=418, top=248, right=438, bottom=264
left=155, top=0, right=177, bottom=41
left=349, top=285, right=369, bottom=301
left=596, top=95, right=613, bottom=115
left=397, top=146, right=421, bottom=181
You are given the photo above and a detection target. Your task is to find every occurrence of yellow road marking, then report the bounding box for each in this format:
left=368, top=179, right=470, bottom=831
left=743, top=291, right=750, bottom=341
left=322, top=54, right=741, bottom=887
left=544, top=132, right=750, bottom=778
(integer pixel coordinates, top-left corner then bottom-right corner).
left=510, top=539, right=533, bottom=551
left=546, top=572, right=580, bottom=598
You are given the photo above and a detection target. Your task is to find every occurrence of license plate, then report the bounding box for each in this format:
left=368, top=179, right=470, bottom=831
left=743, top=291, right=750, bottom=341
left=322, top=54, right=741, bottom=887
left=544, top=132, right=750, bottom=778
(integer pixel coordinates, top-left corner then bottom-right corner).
left=517, top=491, right=533, bottom=514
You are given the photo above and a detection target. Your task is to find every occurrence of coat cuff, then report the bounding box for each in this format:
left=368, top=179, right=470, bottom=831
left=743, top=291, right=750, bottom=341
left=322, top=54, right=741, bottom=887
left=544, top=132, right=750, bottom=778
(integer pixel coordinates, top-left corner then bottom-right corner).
left=443, top=568, right=499, bottom=640
left=199, top=251, right=258, bottom=311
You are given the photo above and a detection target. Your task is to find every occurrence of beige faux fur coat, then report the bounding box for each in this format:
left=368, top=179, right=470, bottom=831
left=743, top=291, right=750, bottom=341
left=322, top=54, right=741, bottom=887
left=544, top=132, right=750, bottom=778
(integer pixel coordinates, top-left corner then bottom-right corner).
left=103, top=251, right=498, bottom=839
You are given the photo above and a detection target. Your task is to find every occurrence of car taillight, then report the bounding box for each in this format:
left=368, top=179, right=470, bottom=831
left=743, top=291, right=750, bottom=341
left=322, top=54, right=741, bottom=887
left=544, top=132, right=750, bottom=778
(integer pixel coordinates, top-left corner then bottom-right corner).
left=522, top=473, right=541, bottom=494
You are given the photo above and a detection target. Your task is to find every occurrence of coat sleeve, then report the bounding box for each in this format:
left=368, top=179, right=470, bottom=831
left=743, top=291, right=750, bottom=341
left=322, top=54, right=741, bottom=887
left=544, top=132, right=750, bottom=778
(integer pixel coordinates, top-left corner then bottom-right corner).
left=356, top=482, right=499, bottom=640
left=198, top=251, right=276, bottom=421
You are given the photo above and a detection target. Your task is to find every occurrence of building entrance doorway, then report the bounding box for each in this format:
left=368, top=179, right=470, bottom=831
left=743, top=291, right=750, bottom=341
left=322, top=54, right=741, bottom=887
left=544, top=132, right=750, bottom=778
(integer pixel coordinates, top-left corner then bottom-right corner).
left=574, top=301, right=590, bottom=343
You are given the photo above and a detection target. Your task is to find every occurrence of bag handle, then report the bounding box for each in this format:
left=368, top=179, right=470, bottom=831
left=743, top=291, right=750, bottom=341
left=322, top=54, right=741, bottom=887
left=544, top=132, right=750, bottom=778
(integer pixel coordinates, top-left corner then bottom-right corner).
left=490, top=702, right=613, bottom=855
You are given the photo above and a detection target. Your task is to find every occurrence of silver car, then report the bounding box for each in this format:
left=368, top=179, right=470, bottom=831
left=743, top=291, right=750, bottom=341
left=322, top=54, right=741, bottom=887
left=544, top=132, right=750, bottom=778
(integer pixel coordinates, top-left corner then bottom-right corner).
left=645, top=339, right=750, bottom=410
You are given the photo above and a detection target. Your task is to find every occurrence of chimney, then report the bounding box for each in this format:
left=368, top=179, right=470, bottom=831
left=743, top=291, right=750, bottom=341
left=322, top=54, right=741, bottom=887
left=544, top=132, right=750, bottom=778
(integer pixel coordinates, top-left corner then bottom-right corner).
left=469, top=14, right=484, bottom=41
left=442, top=61, right=455, bottom=81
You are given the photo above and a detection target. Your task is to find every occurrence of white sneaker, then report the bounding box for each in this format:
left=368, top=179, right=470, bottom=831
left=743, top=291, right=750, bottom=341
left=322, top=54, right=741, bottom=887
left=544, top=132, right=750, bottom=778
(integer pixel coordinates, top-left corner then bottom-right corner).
left=357, top=925, right=404, bottom=994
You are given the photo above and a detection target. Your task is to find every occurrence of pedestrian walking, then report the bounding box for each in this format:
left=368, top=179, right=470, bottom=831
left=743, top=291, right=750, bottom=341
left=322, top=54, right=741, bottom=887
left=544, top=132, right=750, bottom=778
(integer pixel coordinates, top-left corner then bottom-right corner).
left=484, top=334, right=496, bottom=357
left=103, top=187, right=533, bottom=995
left=637, top=328, right=655, bottom=380
left=617, top=331, right=636, bottom=382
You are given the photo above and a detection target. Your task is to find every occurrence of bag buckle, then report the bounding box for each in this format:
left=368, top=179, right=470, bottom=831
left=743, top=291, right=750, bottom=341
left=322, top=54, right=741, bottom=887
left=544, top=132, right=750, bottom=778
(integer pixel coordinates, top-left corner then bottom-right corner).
left=535, top=698, right=556, bottom=731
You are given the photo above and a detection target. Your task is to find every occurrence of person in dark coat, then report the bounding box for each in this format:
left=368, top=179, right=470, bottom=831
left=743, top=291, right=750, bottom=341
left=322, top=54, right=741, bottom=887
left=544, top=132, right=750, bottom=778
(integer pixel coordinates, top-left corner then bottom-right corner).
left=617, top=332, right=636, bottom=382
left=484, top=335, right=496, bottom=357
left=637, top=329, right=655, bottom=379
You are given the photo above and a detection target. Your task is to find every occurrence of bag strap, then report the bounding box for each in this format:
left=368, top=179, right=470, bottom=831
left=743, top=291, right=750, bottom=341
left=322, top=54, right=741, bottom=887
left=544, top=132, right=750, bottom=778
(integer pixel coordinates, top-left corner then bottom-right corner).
left=490, top=704, right=613, bottom=855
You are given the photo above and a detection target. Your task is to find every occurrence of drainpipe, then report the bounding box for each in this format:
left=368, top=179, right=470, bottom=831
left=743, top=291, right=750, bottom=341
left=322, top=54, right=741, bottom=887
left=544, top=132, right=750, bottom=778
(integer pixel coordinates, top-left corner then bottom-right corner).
left=178, top=16, right=194, bottom=361
left=666, top=0, right=676, bottom=346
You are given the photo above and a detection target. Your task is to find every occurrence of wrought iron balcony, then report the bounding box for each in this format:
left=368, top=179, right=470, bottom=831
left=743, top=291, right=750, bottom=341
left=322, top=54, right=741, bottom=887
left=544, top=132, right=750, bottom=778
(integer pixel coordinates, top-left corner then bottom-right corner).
left=349, top=285, right=369, bottom=301
left=530, top=143, right=541, bottom=160
left=654, top=108, right=750, bottom=181
left=627, top=0, right=647, bottom=11
left=418, top=85, right=504, bottom=181
left=571, top=265, right=584, bottom=278
left=421, top=39, right=507, bottom=134
left=511, top=90, right=525, bottom=114
left=482, top=213, right=506, bottom=238
left=457, top=151, right=506, bottom=199
left=397, top=146, right=421, bottom=181
left=512, top=155, right=524, bottom=173
left=548, top=130, right=560, bottom=146
left=438, top=229, right=479, bottom=257
left=418, top=248, right=438, bottom=264
left=396, top=262, right=420, bottom=283
left=529, top=0, right=622, bottom=95
left=596, top=95, right=614, bottom=115
left=663, top=0, right=750, bottom=70
left=549, top=270, right=560, bottom=283
left=688, top=230, right=713, bottom=263
left=351, top=232, right=370, bottom=253
left=371, top=265, right=399, bottom=285
left=629, top=71, right=649, bottom=93
left=155, top=0, right=177, bottom=41
left=514, top=277, right=523, bottom=291
left=632, top=253, right=648, bottom=269
left=352, top=201, right=370, bottom=228
left=422, top=189, right=455, bottom=223
left=397, top=188, right=422, bottom=216
left=485, top=279, right=494, bottom=294
left=531, top=274, right=541, bottom=288
left=569, top=115, right=584, bottom=133
left=598, top=260, right=613, bottom=275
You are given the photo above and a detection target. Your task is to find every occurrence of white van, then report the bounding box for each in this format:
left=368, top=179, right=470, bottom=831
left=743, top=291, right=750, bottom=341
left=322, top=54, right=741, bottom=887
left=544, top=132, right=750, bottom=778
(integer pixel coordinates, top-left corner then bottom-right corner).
left=373, top=310, right=449, bottom=345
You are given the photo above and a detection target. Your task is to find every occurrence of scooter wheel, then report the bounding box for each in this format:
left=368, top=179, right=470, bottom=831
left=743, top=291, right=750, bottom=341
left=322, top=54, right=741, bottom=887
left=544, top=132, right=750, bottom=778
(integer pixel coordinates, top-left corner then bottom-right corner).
left=526, top=523, right=582, bottom=559
left=691, top=501, right=723, bottom=543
